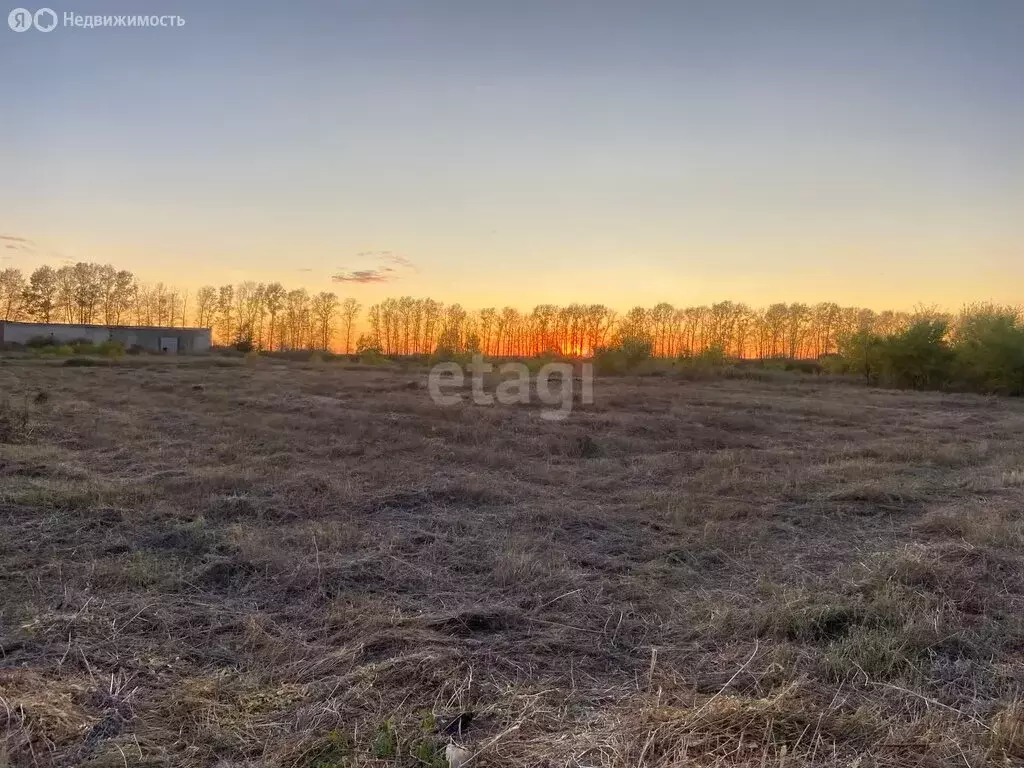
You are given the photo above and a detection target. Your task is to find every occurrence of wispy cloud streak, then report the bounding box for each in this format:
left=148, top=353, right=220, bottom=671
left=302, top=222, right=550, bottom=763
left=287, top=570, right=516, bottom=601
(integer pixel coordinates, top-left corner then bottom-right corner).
left=332, top=251, right=415, bottom=284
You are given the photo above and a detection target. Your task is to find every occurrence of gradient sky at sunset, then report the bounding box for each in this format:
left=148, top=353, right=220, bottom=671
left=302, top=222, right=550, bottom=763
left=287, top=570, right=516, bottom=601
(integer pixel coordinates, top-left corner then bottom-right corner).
left=2, top=0, right=1022, bottom=310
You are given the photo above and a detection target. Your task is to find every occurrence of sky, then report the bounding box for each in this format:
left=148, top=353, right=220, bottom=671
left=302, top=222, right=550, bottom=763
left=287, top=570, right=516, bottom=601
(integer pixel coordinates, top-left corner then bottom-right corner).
left=1, top=0, right=1022, bottom=311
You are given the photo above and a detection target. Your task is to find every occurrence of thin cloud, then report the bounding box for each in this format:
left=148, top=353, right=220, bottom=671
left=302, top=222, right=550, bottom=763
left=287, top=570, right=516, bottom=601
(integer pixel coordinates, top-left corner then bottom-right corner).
left=332, top=250, right=416, bottom=283
left=387, top=253, right=415, bottom=269
left=355, top=250, right=415, bottom=270
left=0, top=235, right=34, bottom=254
left=331, top=269, right=395, bottom=284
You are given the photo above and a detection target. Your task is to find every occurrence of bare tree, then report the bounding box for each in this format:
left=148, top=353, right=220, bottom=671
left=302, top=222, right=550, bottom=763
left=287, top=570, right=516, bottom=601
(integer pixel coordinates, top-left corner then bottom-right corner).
left=22, top=266, right=59, bottom=322
left=0, top=268, right=26, bottom=320
left=283, top=288, right=312, bottom=349
left=194, top=286, right=217, bottom=329
left=312, top=291, right=339, bottom=350
left=263, top=282, right=286, bottom=351
left=216, top=285, right=235, bottom=344
left=339, top=297, right=361, bottom=354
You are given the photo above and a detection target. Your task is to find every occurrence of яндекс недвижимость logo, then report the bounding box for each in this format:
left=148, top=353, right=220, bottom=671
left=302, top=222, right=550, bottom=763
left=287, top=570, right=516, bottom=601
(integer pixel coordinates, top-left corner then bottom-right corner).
left=8, top=7, right=185, bottom=30
left=8, top=7, right=57, bottom=31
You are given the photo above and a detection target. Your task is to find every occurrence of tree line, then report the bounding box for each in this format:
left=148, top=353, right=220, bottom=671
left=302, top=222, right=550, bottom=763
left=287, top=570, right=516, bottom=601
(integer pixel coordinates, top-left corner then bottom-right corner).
left=359, top=297, right=956, bottom=360
left=0, top=264, right=359, bottom=352
left=833, top=308, right=1024, bottom=394
left=1, top=264, right=1019, bottom=369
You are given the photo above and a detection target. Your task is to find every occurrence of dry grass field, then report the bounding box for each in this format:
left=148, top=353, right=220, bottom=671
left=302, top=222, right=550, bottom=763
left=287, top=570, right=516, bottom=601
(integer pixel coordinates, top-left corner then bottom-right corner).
left=2, top=358, right=1024, bottom=767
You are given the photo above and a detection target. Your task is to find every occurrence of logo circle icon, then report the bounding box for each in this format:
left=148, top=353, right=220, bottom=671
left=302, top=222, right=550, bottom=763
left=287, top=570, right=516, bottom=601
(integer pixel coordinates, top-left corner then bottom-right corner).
left=34, top=7, right=57, bottom=31
left=8, top=7, right=33, bottom=31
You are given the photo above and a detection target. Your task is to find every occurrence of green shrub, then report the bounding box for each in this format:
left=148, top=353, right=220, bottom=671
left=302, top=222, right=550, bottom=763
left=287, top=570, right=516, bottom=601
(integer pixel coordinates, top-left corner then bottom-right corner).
left=836, top=330, right=885, bottom=383
left=818, top=353, right=847, bottom=375
left=620, top=336, right=654, bottom=365
left=430, top=347, right=474, bottom=366
left=592, top=347, right=626, bottom=374
left=671, top=344, right=731, bottom=377
left=30, top=339, right=124, bottom=358
left=952, top=310, right=1024, bottom=395
left=875, top=320, right=954, bottom=390
left=35, top=344, right=75, bottom=357
left=354, top=334, right=386, bottom=363
left=594, top=335, right=653, bottom=374
left=837, top=321, right=953, bottom=390
left=523, top=348, right=569, bottom=372
left=372, top=720, right=398, bottom=758
left=697, top=343, right=727, bottom=366
left=96, top=341, right=125, bottom=358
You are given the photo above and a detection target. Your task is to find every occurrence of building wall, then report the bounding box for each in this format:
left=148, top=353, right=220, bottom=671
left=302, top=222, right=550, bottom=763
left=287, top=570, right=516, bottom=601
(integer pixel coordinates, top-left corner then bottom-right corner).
left=109, top=327, right=211, bottom=353
left=189, top=330, right=212, bottom=353
left=1, top=322, right=212, bottom=353
left=0, top=322, right=111, bottom=345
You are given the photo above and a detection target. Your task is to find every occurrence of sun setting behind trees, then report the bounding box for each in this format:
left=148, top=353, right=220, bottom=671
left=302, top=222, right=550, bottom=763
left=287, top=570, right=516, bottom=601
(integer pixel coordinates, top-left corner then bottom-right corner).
left=2, top=261, right=1022, bottom=371
left=4, top=1, right=1024, bottom=765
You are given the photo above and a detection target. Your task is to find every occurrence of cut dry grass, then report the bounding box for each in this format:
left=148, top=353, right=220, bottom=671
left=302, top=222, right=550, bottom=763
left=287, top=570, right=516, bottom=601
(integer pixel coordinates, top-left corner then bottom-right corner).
left=1, top=358, right=1023, bottom=766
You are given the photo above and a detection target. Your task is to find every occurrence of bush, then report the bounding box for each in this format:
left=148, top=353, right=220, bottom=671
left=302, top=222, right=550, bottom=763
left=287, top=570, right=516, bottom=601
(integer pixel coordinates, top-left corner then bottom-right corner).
left=28, top=339, right=124, bottom=358
left=621, top=336, right=654, bottom=366
left=875, top=320, right=954, bottom=390
left=837, top=320, right=963, bottom=391
left=698, top=343, right=728, bottom=366
left=96, top=341, right=125, bottom=358
left=430, top=346, right=475, bottom=367
left=952, top=310, right=1024, bottom=395
left=669, top=344, right=732, bottom=378
left=594, top=335, right=653, bottom=374
left=836, top=330, right=885, bottom=383
left=685, top=344, right=728, bottom=368
left=819, top=353, right=849, bottom=376
left=34, top=344, right=75, bottom=357
left=592, top=348, right=626, bottom=374
left=355, top=334, right=384, bottom=362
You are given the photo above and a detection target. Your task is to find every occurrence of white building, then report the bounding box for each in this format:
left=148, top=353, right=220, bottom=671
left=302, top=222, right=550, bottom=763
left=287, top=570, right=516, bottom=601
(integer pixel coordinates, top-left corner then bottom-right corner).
left=0, top=321, right=212, bottom=353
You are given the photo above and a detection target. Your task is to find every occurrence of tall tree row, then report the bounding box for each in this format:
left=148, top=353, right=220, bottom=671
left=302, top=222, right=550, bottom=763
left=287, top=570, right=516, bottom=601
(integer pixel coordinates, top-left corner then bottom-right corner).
left=0, top=264, right=347, bottom=352
left=0, top=263, right=991, bottom=358
left=357, top=298, right=937, bottom=360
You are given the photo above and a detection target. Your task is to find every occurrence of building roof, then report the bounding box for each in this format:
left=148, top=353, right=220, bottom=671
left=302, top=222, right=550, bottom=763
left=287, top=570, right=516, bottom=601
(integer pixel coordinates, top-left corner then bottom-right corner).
left=0, top=321, right=211, bottom=332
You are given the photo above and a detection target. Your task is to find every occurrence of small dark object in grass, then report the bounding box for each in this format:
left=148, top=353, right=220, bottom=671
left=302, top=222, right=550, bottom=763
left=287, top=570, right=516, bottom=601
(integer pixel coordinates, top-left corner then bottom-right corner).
left=438, top=712, right=475, bottom=736
left=33, top=391, right=49, bottom=405
left=63, top=357, right=109, bottom=367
